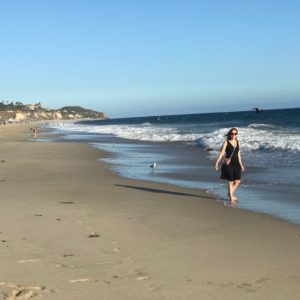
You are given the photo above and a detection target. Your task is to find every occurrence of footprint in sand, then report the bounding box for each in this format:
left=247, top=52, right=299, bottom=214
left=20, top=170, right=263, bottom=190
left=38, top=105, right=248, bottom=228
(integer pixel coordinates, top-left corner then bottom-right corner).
left=236, top=282, right=256, bottom=293
left=254, top=277, right=270, bottom=284
left=219, top=281, right=234, bottom=287
left=3, top=289, right=35, bottom=300
left=136, top=276, right=150, bottom=281
left=88, top=233, right=100, bottom=238
left=0, top=282, right=53, bottom=300
left=63, top=254, right=74, bottom=258
left=56, top=263, right=67, bottom=268
left=128, top=269, right=150, bottom=281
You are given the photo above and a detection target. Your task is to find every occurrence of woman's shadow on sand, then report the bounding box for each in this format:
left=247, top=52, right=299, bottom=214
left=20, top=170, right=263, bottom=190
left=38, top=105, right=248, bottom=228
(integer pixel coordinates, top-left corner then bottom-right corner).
left=114, top=184, right=214, bottom=199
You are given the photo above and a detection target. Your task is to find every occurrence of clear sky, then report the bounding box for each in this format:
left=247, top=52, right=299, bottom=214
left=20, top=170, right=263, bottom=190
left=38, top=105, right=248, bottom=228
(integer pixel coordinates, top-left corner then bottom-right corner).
left=0, top=0, right=299, bottom=117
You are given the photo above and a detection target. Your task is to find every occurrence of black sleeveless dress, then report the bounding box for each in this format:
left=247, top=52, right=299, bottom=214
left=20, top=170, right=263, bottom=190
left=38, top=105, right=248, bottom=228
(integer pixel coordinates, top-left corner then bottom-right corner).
left=221, top=140, right=241, bottom=181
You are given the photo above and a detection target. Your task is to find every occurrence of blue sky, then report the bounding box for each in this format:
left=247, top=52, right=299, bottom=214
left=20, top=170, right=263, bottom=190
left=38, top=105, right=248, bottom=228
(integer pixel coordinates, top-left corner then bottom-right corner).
left=0, top=0, right=299, bottom=117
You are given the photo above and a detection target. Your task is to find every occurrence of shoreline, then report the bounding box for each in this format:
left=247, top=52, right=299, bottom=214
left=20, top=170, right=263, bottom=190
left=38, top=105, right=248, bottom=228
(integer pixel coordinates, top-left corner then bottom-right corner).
left=48, top=124, right=300, bottom=226
left=0, top=124, right=300, bottom=299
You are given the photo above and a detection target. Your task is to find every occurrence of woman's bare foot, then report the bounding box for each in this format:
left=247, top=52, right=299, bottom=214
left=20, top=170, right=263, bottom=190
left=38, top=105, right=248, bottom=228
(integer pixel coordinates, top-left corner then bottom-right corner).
left=228, top=193, right=237, bottom=202
left=224, top=198, right=237, bottom=207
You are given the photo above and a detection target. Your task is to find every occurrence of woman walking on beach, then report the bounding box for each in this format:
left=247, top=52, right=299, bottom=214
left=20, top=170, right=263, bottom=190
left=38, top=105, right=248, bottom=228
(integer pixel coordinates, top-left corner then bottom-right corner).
left=215, top=128, right=245, bottom=204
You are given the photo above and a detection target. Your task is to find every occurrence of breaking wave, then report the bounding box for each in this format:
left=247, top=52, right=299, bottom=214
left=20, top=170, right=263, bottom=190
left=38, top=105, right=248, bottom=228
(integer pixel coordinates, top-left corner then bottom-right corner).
left=51, top=122, right=300, bottom=153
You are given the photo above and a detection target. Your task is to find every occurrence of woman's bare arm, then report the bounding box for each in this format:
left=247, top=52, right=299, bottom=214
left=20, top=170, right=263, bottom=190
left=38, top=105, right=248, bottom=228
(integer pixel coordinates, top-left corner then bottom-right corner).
left=238, top=150, right=245, bottom=172
left=214, top=141, right=227, bottom=171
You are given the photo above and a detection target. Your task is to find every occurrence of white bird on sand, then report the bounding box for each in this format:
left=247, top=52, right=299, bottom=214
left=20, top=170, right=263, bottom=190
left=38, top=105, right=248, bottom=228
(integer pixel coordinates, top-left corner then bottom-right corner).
left=150, top=162, right=157, bottom=169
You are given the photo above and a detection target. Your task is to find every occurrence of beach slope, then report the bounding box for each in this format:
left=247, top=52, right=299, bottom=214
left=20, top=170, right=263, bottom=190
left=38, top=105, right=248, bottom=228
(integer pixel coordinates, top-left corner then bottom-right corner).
left=0, top=125, right=299, bottom=300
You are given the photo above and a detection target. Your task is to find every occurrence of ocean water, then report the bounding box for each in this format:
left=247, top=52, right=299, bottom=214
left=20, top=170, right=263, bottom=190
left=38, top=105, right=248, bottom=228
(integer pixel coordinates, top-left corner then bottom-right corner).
left=49, top=108, right=300, bottom=225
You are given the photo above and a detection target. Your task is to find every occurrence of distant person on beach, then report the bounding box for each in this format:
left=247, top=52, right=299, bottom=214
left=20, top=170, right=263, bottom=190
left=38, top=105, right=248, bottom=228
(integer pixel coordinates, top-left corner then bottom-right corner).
left=30, top=127, right=38, bottom=138
left=214, top=128, right=245, bottom=204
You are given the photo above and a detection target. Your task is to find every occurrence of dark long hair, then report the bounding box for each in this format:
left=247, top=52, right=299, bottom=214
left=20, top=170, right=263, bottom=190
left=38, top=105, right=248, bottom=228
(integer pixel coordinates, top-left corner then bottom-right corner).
left=226, top=127, right=238, bottom=140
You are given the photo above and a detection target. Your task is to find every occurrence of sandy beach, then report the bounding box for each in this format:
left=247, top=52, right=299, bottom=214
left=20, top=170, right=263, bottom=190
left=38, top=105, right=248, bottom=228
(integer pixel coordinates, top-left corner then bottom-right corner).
left=0, top=124, right=299, bottom=300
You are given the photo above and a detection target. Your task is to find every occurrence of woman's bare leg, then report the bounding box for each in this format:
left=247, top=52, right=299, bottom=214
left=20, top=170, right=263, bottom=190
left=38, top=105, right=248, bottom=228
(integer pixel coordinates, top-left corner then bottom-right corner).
left=227, top=181, right=236, bottom=203
left=232, top=180, right=241, bottom=193
left=228, top=180, right=241, bottom=200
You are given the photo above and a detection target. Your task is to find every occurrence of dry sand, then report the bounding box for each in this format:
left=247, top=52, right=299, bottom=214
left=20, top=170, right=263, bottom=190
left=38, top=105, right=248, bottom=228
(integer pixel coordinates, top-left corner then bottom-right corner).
left=0, top=124, right=299, bottom=300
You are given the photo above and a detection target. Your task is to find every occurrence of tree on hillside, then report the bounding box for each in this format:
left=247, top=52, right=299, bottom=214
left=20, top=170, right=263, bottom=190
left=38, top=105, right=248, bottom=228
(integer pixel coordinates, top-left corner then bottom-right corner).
left=6, top=102, right=14, bottom=110
left=15, top=102, right=24, bottom=110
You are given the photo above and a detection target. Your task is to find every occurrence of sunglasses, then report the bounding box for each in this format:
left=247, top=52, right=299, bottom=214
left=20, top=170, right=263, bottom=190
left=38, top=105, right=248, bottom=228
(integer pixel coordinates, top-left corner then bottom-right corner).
left=230, top=132, right=238, bottom=135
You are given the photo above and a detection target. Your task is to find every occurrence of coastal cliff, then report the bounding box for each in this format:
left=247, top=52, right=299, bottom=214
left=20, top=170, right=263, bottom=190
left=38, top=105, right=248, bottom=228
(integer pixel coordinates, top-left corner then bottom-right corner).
left=0, top=102, right=106, bottom=123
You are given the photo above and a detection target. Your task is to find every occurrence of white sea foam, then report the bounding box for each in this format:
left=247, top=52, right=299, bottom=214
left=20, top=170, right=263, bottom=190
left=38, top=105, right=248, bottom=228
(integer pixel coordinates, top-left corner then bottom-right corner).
left=248, top=123, right=276, bottom=129
left=53, top=122, right=203, bottom=142
left=198, top=126, right=300, bottom=153
left=50, top=122, right=300, bottom=153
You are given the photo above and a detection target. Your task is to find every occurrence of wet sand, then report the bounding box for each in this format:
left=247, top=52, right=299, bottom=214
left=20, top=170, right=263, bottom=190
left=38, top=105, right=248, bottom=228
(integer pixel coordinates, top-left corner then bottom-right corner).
left=0, top=124, right=299, bottom=300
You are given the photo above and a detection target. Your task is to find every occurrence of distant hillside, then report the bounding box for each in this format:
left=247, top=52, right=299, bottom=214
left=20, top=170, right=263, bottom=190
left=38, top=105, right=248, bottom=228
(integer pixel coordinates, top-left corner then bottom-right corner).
left=0, top=101, right=107, bottom=123
left=60, top=106, right=105, bottom=119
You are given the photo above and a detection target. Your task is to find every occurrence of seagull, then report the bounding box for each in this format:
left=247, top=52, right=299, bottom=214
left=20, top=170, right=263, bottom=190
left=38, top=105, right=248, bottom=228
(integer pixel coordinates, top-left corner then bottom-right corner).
left=252, top=107, right=264, bottom=113
left=150, top=162, right=157, bottom=169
